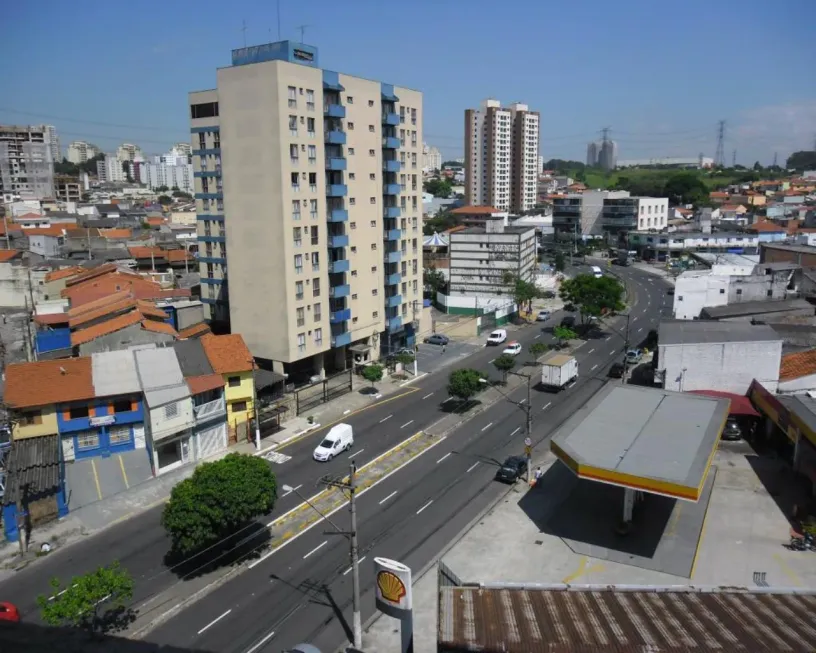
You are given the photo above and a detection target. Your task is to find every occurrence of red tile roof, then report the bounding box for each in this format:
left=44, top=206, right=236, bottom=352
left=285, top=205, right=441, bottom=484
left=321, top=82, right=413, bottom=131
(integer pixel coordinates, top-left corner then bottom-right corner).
left=201, top=334, right=255, bottom=374
left=33, top=313, right=69, bottom=326
left=128, top=246, right=166, bottom=260
left=65, top=263, right=119, bottom=287
left=167, top=249, right=194, bottom=263
left=709, top=191, right=729, bottom=198
left=140, top=319, right=177, bottom=337
left=780, top=349, right=816, bottom=381
left=4, top=358, right=95, bottom=408
left=69, top=297, right=140, bottom=328
left=68, top=290, right=133, bottom=318
left=748, top=221, right=785, bottom=233
left=178, top=322, right=211, bottom=339
left=16, top=212, right=44, bottom=221
left=450, top=205, right=499, bottom=215
left=186, top=373, right=225, bottom=395
left=71, top=311, right=143, bottom=345
left=100, top=228, right=132, bottom=239
left=25, top=225, right=74, bottom=237
left=45, top=266, right=84, bottom=283
left=0, top=249, right=22, bottom=262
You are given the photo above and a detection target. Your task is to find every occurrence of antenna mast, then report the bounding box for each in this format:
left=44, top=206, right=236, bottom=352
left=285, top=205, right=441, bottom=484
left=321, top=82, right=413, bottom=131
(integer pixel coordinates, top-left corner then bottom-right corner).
left=714, top=120, right=726, bottom=167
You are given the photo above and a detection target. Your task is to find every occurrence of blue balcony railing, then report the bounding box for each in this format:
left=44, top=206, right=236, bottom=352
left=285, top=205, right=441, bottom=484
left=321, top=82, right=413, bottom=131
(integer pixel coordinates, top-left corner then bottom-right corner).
left=329, top=259, right=350, bottom=273
left=324, top=104, right=346, bottom=118
left=195, top=192, right=223, bottom=200
left=383, top=184, right=400, bottom=195
left=384, top=206, right=401, bottom=218
left=331, top=331, right=352, bottom=347
left=328, top=208, right=348, bottom=222
left=198, top=256, right=226, bottom=265
left=194, top=171, right=221, bottom=178
left=384, top=229, right=401, bottom=241
left=386, top=316, right=403, bottom=332
left=329, top=234, right=349, bottom=248
left=382, top=112, right=400, bottom=126
left=385, top=272, right=401, bottom=286
left=383, top=160, right=400, bottom=173
left=330, top=309, right=352, bottom=324
left=384, top=251, right=401, bottom=264
left=325, top=130, right=347, bottom=145
left=192, top=148, right=221, bottom=156
left=382, top=136, right=400, bottom=149
left=326, top=184, right=348, bottom=197
left=326, top=157, right=347, bottom=171
left=329, top=284, right=350, bottom=298
left=386, top=294, right=402, bottom=308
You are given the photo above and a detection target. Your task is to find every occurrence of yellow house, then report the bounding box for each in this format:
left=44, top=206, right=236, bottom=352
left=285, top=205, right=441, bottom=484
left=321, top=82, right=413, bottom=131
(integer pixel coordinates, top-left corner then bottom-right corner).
left=201, top=333, right=256, bottom=442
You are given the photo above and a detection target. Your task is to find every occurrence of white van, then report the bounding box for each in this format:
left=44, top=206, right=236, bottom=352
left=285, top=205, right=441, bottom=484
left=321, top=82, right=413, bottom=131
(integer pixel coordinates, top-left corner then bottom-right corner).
left=486, top=329, right=507, bottom=346
left=313, top=423, right=354, bottom=461
left=590, top=265, right=603, bottom=278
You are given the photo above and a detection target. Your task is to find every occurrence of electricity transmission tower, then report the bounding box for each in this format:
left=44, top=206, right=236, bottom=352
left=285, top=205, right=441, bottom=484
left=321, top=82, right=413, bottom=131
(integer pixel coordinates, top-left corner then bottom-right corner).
left=714, top=120, right=726, bottom=167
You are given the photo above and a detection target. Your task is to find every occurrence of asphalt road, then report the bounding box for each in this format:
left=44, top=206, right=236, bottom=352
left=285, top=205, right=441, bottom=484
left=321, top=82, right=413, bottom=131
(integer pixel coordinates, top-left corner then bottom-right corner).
left=141, top=264, right=673, bottom=653
left=0, top=264, right=671, bottom=651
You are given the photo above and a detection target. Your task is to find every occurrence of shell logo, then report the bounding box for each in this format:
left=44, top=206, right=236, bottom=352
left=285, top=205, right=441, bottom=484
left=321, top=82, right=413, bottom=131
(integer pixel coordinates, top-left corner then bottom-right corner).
left=376, top=570, right=406, bottom=604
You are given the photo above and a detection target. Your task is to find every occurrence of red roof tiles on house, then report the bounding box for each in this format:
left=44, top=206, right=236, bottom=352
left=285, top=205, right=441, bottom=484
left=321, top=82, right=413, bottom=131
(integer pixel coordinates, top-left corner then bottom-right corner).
left=186, top=373, right=225, bottom=395
left=178, top=322, right=211, bottom=339
left=4, top=358, right=95, bottom=408
left=128, top=246, right=166, bottom=260
left=201, top=334, right=255, bottom=374
left=140, top=319, right=177, bottom=337
left=450, top=205, right=499, bottom=215
left=100, top=228, right=132, bottom=239
left=45, top=266, right=84, bottom=283
left=70, top=311, right=143, bottom=346
left=0, top=249, right=22, bottom=262
left=748, top=221, right=785, bottom=233
left=780, top=349, right=816, bottom=382
left=33, top=313, right=69, bottom=326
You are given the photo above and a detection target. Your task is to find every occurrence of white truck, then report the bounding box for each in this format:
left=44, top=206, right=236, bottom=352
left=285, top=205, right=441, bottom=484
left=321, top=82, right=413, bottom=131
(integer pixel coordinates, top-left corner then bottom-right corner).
left=540, top=352, right=578, bottom=391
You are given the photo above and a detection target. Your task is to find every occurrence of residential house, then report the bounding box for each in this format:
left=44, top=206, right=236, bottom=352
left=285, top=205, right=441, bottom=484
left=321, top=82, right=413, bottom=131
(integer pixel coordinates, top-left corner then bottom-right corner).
left=71, top=310, right=178, bottom=355
left=747, top=221, right=787, bottom=243
left=0, top=250, right=48, bottom=307
left=200, top=334, right=256, bottom=443
left=14, top=212, right=51, bottom=229
left=128, top=246, right=168, bottom=271
left=178, top=322, right=212, bottom=339
left=133, top=347, right=195, bottom=475
left=26, top=225, right=71, bottom=257
left=43, top=266, right=84, bottom=299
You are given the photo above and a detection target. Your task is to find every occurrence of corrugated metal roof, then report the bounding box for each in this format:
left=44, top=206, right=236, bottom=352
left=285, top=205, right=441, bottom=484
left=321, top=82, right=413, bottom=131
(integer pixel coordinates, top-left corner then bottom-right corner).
left=3, top=435, right=61, bottom=506
left=91, top=350, right=141, bottom=397
left=133, top=347, right=189, bottom=407
left=701, top=298, right=812, bottom=319
left=658, top=319, right=783, bottom=346
left=438, top=584, right=816, bottom=652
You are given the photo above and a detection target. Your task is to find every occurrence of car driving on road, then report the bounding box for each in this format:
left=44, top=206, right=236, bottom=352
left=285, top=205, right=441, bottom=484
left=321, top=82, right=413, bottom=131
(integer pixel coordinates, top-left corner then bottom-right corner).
left=625, top=349, right=643, bottom=364
left=502, top=341, right=522, bottom=356
left=424, top=334, right=450, bottom=346
left=536, top=309, right=551, bottom=321
left=495, top=456, right=528, bottom=483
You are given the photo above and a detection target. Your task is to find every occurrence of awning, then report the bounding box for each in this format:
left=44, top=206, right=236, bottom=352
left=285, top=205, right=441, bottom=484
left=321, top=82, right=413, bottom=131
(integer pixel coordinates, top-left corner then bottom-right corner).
left=349, top=343, right=371, bottom=354
left=255, top=368, right=285, bottom=391
left=423, top=232, right=449, bottom=247
left=687, top=390, right=760, bottom=417
left=3, top=435, right=61, bottom=506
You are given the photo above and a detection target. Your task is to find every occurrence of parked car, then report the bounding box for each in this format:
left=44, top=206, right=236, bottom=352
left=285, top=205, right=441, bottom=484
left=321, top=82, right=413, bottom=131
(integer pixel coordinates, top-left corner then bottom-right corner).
left=486, top=329, right=508, bottom=346
left=313, top=424, right=354, bottom=461
left=424, top=334, right=450, bottom=346
left=536, top=309, right=552, bottom=322
left=0, top=602, right=20, bottom=623
left=502, top=341, right=522, bottom=356
left=608, top=362, right=625, bottom=378
left=722, top=418, right=742, bottom=441
left=560, top=316, right=576, bottom=328
left=625, top=349, right=643, bottom=364
left=495, top=456, right=528, bottom=483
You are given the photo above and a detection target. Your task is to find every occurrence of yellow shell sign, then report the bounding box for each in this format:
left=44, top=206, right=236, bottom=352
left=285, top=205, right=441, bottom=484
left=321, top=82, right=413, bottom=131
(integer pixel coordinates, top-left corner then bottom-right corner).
left=377, top=570, right=406, bottom=604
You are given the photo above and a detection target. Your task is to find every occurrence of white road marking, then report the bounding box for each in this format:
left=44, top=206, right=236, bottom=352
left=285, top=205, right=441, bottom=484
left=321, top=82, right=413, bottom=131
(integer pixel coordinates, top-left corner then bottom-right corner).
left=422, top=392, right=434, bottom=400
left=401, top=420, right=414, bottom=429
left=197, top=609, right=232, bottom=635
left=262, top=451, right=292, bottom=465
left=417, top=500, right=433, bottom=514
left=343, top=556, right=366, bottom=575
left=348, top=449, right=364, bottom=459
left=379, top=415, right=392, bottom=423
left=481, top=422, right=493, bottom=432
left=610, top=350, right=616, bottom=356
left=637, top=327, right=643, bottom=333
left=437, top=452, right=452, bottom=464
left=303, top=541, right=328, bottom=559
left=605, top=336, right=611, bottom=342
left=518, top=398, right=526, bottom=404
left=379, top=490, right=398, bottom=505
left=441, top=396, right=455, bottom=404
left=542, top=402, right=552, bottom=411
left=534, top=334, right=541, bottom=339
left=489, top=358, right=496, bottom=364
left=591, top=364, right=598, bottom=371
left=246, top=630, right=277, bottom=653
left=467, top=462, right=480, bottom=473
left=632, top=317, right=638, bottom=322
left=588, top=348, right=595, bottom=354
left=511, top=427, right=521, bottom=436
left=280, top=484, right=302, bottom=498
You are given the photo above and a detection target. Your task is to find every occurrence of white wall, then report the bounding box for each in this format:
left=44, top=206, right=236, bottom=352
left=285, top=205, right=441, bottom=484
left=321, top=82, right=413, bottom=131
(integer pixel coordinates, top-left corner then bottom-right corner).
left=778, top=374, right=816, bottom=396
left=148, top=398, right=195, bottom=443
left=659, top=340, right=782, bottom=394
left=636, top=198, right=669, bottom=231
left=673, top=273, right=730, bottom=320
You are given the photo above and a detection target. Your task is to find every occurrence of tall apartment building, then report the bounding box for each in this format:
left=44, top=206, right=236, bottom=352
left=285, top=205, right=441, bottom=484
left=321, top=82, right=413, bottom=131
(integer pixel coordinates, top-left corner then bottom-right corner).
left=116, top=143, right=144, bottom=163
left=0, top=125, right=55, bottom=200
left=142, top=161, right=194, bottom=192
left=586, top=139, right=618, bottom=170
left=464, top=99, right=539, bottom=214
left=66, top=140, right=102, bottom=164
left=422, top=143, right=441, bottom=172
left=43, top=125, right=60, bottom=164
left=96, top=154, right=126, bottom=183
left=190, top=40, right=423, bottom=378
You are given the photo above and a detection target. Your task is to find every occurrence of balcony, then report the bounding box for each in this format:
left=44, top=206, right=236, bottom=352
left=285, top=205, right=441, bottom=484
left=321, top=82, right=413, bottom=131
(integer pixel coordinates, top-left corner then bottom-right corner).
left=330, top=309, right=351, bottom=324
left=198, top=256, right=227, bottom=265
left=329, top=284, right=350, bottom=298
left=386, top=316, right=403, bottom=332
left=385, top=272, right=401, bottom=286
left=324, top=104, right=346, bottom=118
left=386, top=294, right=402, bottom=308
left=326, top=157, right=347, bottom=171
left=195, top=192, right=223, bottom=200
left=331, top=331, right=352, bottom=348
left=328, top=234, right=349, bottom=248
left=551, top=215, right=580, bottom=226
left=192, top=148, right=221, bottom=156
left=384, top=251, right=401, bottom=264
left=383, top=160, right=400, bottom=173
left=329, top=259, right=350, bottom=273
left=384, top=229, right=401, bottom=241
left=384, top=206, right=401, bottom=219
left=382, top=112, right=400, bottom=126
left=328, top=208, right=348, bottom=222
left=325, top=130, right=347, bottom=145
left=326, top=184, right=348, bottom=197
left=194, top=396, right=226, bottom=423
left=383, top=183, right=400, bottom=196
left=194, top=170, right=221, bottom=178
left=382, top=136, right=400, bottom=149
left=602, top=217, right=637, bottom=228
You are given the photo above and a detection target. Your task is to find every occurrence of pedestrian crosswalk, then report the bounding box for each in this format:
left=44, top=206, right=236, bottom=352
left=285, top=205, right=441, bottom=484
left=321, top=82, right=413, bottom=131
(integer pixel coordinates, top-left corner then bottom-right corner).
left=262, top=450, right=292, bottom=465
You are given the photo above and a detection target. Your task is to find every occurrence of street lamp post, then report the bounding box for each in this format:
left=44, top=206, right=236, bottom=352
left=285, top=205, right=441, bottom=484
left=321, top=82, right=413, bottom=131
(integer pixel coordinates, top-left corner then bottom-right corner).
left=480, top=371, right=534, bottom=483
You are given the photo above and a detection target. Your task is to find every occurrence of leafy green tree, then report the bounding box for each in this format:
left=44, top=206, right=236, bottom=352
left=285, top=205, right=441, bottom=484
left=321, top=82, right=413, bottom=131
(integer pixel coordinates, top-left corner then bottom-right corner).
left=121, top=161, right=133, bottom=182
left=156, top=185, right=170, bottom=192
left=554, top=252, right=566, bottom=272
left=664, top=173, right=708, bottom=206
left=37, top=562, right=134, bottom=632
left=559, top=274, right=625, bottom=326
left=553, top=325, right=578, bottom=346
left=79, top=153, right=105, bottom=175
left=395, top=352, right=415, bottom=368
left=492, top=354, right=516, bottom=382
left=157, top=195, right=172, bottom=205
left=441, top=160, right=463, bottom=168
left=55, top=158, right=80, bottom=175
left=447, top=368, right=484, bottom=404
left=162, top=453, right=277, bottom=556
left=172, top=190, right=193, bottom=199
left=423, top=265, right=446, bottom=298
left=423, top=178, right=453, bottom=198
left=529, top=342, right=549, bottom=359
left=362, top=363, right=384, bottom=389
left=503, top=272, right=539, bottom=312
left=787, top=151, right=816, bottom=171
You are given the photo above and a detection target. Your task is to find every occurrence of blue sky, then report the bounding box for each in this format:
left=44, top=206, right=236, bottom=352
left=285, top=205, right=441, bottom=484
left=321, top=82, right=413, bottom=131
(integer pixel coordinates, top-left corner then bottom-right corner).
left=4, top=0, right=815, bottom=165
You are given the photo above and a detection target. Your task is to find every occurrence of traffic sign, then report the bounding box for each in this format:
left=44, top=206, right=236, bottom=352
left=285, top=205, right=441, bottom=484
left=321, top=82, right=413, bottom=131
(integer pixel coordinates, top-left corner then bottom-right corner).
left=524, top=437, right=532, bottom=447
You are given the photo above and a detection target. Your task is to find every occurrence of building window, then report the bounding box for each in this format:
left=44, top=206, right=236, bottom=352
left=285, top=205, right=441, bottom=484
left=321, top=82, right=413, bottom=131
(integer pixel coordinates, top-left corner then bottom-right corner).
left=368, top=100, right=374, bottom=107
left=291, top=172, right=300, bottom=191
left=309, top=172, right=317, bottom=191
left=736, top=289, right=742, bottom=295
left=370, top=220, right=377, bottom=227
left=113, top=398, right=132, bottom=413
left=348, top=147, right=354, bottom=155
left=411, top=108, right=416, bottom=125
left=347, top=96, right=353, bottom=104
left=296, top=307, right=305, bottom=327
left=293, top=227, right=302, bottom=247
left=296, top=280, right=304, bottom=300
left=372, top=288, right=378, bottom=296
left=306, top=89, right=315, bottom=110
left=21, top=409, right=43, bottom=425
left=719, top=289, right=725, bottom=294
left=307, top=118, right=315, bottom=136
left=369, top=149, right=375, bottom=157
left=348, top=122, right=354, bottom=130
left=297, top=333, right=306, bottom=353
left=313, top=303, right=322, bottom=321
left=349, top=173, right=356, bottom=180
left=371, top=243, right=377, bottom=250
left=373, top=311, right=379, bottom=318
left=369, top=124, right=375, bottom=132
left=69, top=405, right=89, bottom=420
left=352, top=293, right=358, bottom=299
left=232, top=401, right=248, bottom=413
left=315, top=328, right=323, bottom=345
left=369, top=173, right=376, bottom=180
left=290, top=144, right=299, bottom=164
left=289, top=115, right=298, bottom=136
left=292, top=200, right=301, bottom=220
left=370, top=197, right=376, bottom=204
left=311, top=252, right=320, bottom=271
left=313, top=277, right=320, bottom=296
left=288, top=86, right=297, bottom=108
left=308, top=145, right=316, bottom=164
left=294, top=254, right=303, bottom=274
left=109, top=425, right=131, bottom=445
left=76, top=431, right=99, bottom=450
left=228, top=376, right=241, bottom=387
left=349, top=198, right=356, bottom=205
left=311, top=226, right=319, bottom=245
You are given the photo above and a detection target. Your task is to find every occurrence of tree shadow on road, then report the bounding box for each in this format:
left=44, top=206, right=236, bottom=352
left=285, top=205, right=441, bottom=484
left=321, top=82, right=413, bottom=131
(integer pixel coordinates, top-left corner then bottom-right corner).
left=439, top=398, right=483, bottom=414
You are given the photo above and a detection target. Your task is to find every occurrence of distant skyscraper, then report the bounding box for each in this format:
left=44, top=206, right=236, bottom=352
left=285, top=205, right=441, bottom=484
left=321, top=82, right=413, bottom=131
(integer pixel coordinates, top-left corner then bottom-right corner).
left=43, top=125, right=60, bottom=163
left=422, top=143, right=442, bottom=172
left=598, top=139, right=618, bottom=171
left=116, top=143, right=144, bottom=163
left=465, top=99, right=539, bottom=212
left=0, top=125, right=55, bottom=200
left=586, top=141, right=599, bottom=167
left=67, top=140, right=102, bottom=164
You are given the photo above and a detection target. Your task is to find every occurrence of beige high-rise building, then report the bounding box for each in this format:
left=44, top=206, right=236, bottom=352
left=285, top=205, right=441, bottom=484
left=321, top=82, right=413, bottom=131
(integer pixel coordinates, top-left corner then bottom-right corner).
left=190, top=41, right=423, bottom=378
left=464, top=99, right=539, bottom=213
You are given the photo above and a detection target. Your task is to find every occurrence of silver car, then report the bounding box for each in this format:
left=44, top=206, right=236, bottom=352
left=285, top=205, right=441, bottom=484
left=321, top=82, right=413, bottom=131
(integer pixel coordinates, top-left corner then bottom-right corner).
left=536, top=310, right=551, bottom=321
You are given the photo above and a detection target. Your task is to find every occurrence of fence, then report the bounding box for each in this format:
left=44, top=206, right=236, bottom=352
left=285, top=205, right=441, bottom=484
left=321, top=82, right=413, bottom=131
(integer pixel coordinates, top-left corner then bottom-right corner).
left=294, top=369, right=353, bottom=415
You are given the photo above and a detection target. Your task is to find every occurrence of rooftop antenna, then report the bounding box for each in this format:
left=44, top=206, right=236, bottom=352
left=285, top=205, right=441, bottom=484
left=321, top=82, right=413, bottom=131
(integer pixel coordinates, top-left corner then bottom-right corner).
left=772, top=152, right=778, bottom=168
left=296, top=24, right=309, bottom=42
left=714, top=120, right=726, bottom=167
left=241, top=19, right=247, bottom=47
left=277, top=0, right=282, bottom=39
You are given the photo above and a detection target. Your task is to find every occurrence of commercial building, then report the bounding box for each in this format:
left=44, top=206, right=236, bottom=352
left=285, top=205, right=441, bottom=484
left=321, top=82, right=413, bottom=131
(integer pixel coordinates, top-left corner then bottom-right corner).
left=552, top=189, right=632, bottom=236
left=601, top=195, right=669, bottom=240
left=464, top=99, right=539, bottom=213
left=0, top=124, right=55, bottom=200
left=629, top=231, right=760, bottom=258
left=141, top=161, right=194, bottom=192
left=96, top=155, right=126, bottom=183
left=422, top=142, right=441, bottom=172
left=617, top=155, right=714, bottom=169
left=66, top=140, right=102, bottom=164
left=190, top=40, right=423, bottom=377
left=448, top=221, right=536, bottom=297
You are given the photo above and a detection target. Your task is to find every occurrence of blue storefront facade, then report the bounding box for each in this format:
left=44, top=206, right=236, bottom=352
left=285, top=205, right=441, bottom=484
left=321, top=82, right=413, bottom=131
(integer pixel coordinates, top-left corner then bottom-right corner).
left=57, top=394, right=145, bottom=461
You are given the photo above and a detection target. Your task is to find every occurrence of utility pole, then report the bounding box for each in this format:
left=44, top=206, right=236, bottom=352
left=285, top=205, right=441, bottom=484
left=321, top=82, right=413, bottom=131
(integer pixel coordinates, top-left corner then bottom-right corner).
left=241, top=20, right=248, bottom=47
left=619, top=313, right=631, bottom=381
left=524, top=373, right=532, bottom=485
left=714, top=120, right=726, bottom=168
left=252, top=366, right=261, bottom=450
left=732, top=150, right=736, bottom=168
left=772, top=152, right=778, bottom=169
left=320, top=464, right=362, bottom=649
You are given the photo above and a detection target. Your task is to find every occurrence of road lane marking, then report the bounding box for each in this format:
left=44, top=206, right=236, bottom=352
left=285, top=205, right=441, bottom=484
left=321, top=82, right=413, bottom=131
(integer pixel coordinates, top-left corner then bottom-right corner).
left=591, top=364, right=598, bottom=371
left=489, top=358, right=496, bottom=364
left=511, top=427, right=521, bottom=436
left=422, top=393, right=434, bottom=400
left=437, top=452, right=452, bottom=464
left=441, top=396, right=455, bottom=404
left=588, top=348, right=595, bottom=354
left=348, top=449, right=364, bottom=459
left=481, top=422, right=493, bottom=432
left=467, top=462, right=479, bottom=473
left=379, top=490, right=398, bottom=505
left=401, top=420, right=414, bottom=429
left=518, top=398, right=526, bottom=404
left=379, top=415, right=392, bottom=423
left=281, top=484, right=302, bottom=498
left=197, top=609, right=232, bottom=635
left=343, top=556, right=366, bottom=576
left=534, top=334, right=541, bottom=339
left=610, top=350, right=616, bottom=356
left=246, top=630, right=276, bottom=653
left=90, top=459, right=103, bottom=501
left=417, top=500, right=433, bottom=514
left=637, top=327, right=643, bottom=333
left=542, top=402, right=552, bottom=411
left=605, top=336, right=611, bottom=341
left=303, top=541, right=328, bottom=559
